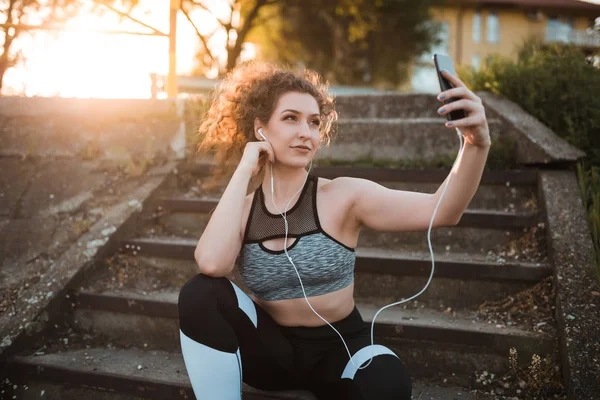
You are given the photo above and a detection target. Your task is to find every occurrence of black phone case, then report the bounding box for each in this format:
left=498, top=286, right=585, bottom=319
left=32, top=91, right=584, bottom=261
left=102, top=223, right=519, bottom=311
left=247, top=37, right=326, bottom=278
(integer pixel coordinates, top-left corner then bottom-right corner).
left=433, top=54, right=466, bottom=122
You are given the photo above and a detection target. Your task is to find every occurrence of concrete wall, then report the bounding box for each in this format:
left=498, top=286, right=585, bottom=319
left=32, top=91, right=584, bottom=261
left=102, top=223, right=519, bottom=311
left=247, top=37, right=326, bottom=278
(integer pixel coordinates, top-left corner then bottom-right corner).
left=0, top=97, right=185, bottom=162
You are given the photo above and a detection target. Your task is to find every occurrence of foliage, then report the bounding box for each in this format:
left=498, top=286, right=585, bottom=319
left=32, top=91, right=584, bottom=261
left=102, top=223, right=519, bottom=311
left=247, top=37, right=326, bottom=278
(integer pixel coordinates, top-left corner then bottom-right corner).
left=183, top=94, right=210, bottom=158
left=261, top=0, right=445, bottom=87
left=186, top=0, right=443, bottom=86
left=0, top=0, right=82, bottom=93
left=577, top=160, right=600, bottom=286
left=459, top=37, right=600, bottom=165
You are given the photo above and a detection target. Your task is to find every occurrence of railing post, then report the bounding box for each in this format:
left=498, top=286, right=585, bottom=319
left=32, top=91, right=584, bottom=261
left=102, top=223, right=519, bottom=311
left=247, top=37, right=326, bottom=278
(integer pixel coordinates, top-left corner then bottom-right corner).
left=167, top=0, right=180, bottom=98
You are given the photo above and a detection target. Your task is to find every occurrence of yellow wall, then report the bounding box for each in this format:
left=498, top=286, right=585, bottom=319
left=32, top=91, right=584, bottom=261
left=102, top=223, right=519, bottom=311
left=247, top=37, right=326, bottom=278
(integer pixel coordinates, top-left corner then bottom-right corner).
left=429, top=5, right=597, bottom=68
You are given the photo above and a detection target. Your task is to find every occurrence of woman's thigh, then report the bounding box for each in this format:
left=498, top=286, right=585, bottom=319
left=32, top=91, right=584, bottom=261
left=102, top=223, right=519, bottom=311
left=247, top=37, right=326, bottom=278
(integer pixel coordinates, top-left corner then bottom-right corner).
left=178, top=273, right=301, bottom=391
left=306, top=335, right=412, bottom=400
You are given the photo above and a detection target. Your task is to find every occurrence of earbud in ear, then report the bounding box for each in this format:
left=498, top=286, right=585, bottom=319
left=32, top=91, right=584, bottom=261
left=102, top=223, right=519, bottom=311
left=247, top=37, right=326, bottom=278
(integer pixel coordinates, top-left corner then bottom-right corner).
left=258, top=128, right=268, bottom=142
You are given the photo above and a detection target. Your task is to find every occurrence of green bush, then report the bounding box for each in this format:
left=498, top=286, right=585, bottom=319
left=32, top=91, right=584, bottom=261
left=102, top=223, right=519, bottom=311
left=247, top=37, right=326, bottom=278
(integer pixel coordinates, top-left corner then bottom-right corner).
left=459, top=37, right=600, bottom=165
left=460, top=37, right=600, bottom=285
left=578, top=160, right=600, bottom=285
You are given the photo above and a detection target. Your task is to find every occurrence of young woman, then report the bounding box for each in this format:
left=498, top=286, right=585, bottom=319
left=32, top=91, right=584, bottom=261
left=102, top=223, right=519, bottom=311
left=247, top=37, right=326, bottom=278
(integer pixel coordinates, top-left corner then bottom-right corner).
left=177, top=61, right=491, bottom=399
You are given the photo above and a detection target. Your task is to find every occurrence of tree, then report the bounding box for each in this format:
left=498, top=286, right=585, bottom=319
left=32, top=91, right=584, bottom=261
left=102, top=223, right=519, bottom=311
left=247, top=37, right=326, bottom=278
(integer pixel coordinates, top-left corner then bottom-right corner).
left=0, top=0, right=84, bottom=94
left=270, top=0, right=446, bottom=87
left=0, top=0, right=151, bottom=95
left=189, top=0, right=444, bottom=87
left=182, top=0, right=282, bottom=77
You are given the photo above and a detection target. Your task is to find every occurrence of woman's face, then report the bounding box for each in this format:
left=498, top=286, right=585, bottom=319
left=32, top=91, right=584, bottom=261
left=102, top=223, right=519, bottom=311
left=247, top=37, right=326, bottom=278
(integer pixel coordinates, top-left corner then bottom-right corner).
left=259, top=91, right=321, bottom=167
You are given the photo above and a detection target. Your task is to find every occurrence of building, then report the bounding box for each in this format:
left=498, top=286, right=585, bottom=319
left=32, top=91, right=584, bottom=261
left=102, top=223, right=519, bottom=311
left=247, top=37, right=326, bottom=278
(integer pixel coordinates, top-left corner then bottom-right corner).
left=410, top=0, right=600, bottom=92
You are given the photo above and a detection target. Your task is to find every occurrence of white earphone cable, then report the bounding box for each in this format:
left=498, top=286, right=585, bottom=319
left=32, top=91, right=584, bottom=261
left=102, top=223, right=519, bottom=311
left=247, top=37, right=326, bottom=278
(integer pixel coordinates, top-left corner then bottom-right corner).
left=261, top=126, right=464, bottom=370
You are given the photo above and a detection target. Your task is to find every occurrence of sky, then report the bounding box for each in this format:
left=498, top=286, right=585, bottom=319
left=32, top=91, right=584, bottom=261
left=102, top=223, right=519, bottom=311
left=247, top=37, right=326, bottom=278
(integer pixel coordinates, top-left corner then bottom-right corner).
left=2, top=0, right=242, bottom=98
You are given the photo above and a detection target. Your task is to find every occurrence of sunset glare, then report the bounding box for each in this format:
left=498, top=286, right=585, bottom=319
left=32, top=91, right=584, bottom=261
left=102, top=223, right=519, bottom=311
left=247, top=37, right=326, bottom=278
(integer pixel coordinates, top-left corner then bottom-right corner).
left=3, top=0, right=239, bottom=98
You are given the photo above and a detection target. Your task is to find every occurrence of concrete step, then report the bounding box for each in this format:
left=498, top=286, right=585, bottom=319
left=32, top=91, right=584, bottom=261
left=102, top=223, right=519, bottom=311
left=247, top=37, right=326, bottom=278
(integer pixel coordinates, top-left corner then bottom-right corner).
left=164, top=182, right=537, bottom=214
left=68, top=286, right=555, bottom=382
left=314, top=118, right=506, bottom=163
left=112, top=239, right=550, bottom=308
left=181, top=162, right=538, bottom=185
left=8, top=347, right=507, bottom=400
left=158, top=198, right=539, bottom=230
left=149, top=210, right=547, bottom=263
left=174, top=163, right=539, bottom=213
left=333, top=93, right=503, bottom=120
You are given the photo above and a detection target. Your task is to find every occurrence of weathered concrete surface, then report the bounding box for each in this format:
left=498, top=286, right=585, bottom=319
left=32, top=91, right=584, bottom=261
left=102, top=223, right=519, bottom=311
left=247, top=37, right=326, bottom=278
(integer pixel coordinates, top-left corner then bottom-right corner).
left=0, top=159, right=178, bottom=361
left=334, top=92, right=502, bottom=120
left=1, top=158, right=108, bottom=268
left=0, top=96, right=185, bottom=364
left=477, top=92, right=586, bottom=166
left=539, top=170, right=600, bottom=399
left=0, top=97, right=182, bottom=161
left=315, top=118, right=506, bottom=163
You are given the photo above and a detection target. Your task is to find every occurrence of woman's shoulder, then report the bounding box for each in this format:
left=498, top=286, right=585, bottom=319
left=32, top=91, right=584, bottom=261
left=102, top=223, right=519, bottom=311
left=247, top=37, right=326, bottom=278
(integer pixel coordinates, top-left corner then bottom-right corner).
left=313, top=173, right=363, bottom=199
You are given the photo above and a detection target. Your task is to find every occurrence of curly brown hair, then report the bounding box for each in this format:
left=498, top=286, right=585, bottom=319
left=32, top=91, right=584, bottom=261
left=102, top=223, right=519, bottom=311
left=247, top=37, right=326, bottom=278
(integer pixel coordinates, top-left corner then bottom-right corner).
left=195, top=61, right=338, bottom=192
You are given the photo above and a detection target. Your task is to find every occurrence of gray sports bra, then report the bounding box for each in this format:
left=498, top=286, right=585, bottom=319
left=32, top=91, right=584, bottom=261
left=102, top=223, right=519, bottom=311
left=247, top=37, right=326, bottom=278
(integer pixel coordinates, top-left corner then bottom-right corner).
left=238, top=174, right=356, bottom=301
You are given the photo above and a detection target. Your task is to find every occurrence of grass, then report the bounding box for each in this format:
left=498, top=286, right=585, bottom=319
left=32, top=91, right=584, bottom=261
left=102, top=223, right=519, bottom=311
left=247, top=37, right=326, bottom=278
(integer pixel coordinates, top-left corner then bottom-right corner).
left=577, top=160, right=600, bottom=286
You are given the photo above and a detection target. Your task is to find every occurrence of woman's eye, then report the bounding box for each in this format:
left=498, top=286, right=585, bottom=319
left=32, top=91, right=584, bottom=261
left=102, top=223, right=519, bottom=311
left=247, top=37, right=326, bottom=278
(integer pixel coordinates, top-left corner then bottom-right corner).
left=284, top=115, right=297, bottom=121
left=311, top=120, right=321, bottom=127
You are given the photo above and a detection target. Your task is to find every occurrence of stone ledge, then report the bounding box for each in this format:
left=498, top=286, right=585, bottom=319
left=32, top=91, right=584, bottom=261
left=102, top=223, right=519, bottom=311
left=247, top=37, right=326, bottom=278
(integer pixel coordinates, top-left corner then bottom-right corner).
left=538, top=170, right=600, bottom=399
left=478, top=92, right=586, bottom=165
left=0, top=97, right=177, bottom=118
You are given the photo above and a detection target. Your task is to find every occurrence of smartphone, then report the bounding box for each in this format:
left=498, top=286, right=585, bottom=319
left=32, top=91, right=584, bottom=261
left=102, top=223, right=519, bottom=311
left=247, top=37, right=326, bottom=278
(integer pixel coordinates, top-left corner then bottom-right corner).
left=433, top=53, right=466, bottom=122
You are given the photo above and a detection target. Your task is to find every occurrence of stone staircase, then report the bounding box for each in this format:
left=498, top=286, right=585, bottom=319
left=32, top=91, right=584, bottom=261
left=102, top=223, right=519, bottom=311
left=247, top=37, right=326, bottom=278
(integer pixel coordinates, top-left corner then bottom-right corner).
left=5, top=93, right=561, bottom=399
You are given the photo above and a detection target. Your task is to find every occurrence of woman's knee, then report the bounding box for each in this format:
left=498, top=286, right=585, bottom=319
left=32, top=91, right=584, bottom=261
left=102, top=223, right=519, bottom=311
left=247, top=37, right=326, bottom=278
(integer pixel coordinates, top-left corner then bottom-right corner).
left=352, top=353, right=412, bottom=400
left=179, top=273, right=230, bottom=306
left=178, top=273, right=235, bottom=324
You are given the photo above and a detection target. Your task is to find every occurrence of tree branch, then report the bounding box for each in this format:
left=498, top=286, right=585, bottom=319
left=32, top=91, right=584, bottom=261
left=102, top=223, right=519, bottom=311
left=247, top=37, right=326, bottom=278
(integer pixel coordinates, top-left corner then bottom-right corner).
left=91, top=0, right=167, bottom=36
left=180, top=2, right=215, bottom=61
left=235, top=0, right=268, bottom=47
left=225, top=0, right=273, bottom=71
left=187, top=0, right=228, bottom=26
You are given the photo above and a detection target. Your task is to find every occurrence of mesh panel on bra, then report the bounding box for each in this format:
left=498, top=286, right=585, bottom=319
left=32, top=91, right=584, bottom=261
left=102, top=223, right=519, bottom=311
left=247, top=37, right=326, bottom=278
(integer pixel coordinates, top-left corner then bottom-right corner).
left=243, top=174, right=319, bottom=243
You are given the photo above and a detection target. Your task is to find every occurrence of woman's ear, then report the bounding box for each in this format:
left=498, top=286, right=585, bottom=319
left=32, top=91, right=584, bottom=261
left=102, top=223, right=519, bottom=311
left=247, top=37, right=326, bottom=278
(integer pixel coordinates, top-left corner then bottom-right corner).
left=253, top=118, right=263, bottom=141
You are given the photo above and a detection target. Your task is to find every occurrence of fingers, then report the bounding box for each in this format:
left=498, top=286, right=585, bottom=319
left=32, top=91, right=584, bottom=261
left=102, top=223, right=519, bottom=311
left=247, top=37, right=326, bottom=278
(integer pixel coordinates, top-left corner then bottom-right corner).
left=443, top=114, right=486, bottom=128
left=438, top=86, right=480, bottom=104
left=440, top=70, right=466, bottom=88
left=437, top=99, right=481, bottom=116
left=438, top=71, right=481, bottom=104
left=262, top=142, right=275, bottom=163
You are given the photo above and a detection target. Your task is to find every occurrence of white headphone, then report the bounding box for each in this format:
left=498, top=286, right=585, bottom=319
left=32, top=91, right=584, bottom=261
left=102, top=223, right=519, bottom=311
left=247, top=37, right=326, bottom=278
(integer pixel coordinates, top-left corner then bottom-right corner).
left=256, top=126, right=465, bottom=370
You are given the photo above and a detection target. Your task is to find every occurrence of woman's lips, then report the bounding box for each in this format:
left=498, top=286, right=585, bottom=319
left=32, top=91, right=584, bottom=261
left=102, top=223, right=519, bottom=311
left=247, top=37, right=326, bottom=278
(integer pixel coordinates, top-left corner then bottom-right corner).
left=292, top=147, right=310, bottom=152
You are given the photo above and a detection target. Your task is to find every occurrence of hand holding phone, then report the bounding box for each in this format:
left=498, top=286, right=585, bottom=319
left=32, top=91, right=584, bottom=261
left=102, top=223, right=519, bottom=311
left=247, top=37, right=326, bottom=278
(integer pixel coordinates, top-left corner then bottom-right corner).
left=433, top=54, right=466, bottom=122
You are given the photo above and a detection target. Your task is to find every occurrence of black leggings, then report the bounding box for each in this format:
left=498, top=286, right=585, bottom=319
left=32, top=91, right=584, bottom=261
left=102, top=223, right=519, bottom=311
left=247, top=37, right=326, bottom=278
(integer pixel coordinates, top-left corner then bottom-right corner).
left=178, top=273, right=412, bottom=400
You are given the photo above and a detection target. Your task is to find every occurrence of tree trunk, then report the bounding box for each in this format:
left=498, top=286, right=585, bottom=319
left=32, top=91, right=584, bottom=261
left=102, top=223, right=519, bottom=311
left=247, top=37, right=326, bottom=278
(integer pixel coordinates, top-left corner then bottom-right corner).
left=0, top=31, right=15, bottom=96
left=224, top=0, right=269, bottom=73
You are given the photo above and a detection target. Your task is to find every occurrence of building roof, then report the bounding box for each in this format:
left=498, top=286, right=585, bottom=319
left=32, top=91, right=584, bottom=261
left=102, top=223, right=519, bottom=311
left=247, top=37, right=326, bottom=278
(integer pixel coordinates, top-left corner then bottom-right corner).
left=455, top=0, right=600, bottom=10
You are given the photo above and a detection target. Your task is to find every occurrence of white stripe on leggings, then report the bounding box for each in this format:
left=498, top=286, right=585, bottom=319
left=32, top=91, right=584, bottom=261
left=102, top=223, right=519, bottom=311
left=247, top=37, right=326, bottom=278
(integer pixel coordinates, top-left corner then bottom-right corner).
left=230, top=280, right=258, bottom=328
left=180, top=330, right=242, bottom=399
left=341, top=345, right=399, bottom=380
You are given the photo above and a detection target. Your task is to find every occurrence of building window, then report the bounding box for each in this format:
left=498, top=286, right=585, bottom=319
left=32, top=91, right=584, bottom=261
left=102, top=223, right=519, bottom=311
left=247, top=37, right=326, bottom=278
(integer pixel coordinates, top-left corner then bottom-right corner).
left=473, top=11, right=481, bottom=43
left=546, top=17, right=573, bottom=43
left=472, top=54, right=481, bottom=70
left=487, top=11, right=499, bottom=43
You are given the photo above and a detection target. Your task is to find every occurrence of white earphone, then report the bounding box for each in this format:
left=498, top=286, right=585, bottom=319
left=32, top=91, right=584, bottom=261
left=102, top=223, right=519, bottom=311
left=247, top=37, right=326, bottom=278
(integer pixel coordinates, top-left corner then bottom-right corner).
left=257, top=128, right=268, bottom=142
left=256, top=126, right=465, bottom=370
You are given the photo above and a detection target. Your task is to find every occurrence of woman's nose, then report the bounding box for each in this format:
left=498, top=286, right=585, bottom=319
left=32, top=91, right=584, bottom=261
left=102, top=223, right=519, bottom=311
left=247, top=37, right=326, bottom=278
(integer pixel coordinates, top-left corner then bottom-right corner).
left=298, top=123, right=311, bottom=137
